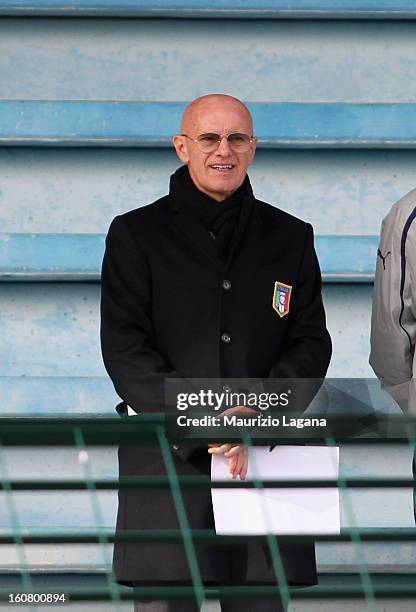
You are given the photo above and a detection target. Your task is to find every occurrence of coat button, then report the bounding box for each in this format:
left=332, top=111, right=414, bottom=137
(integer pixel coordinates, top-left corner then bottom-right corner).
left=222, top=279, right=232, bottom=291
left=221, top=333, right=231, bottom=344
left=172, top=444, right=180, bottom=451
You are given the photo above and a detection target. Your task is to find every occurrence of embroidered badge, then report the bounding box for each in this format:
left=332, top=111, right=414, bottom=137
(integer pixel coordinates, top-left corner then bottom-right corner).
left=272, top=281, right=292, bottom=318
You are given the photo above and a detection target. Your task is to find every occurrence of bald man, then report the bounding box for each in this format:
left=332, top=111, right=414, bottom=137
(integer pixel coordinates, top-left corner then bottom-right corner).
left=100, top=94, right=332, bottom=611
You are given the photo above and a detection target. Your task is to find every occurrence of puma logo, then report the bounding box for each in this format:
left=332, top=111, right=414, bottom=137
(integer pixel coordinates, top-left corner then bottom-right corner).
left=377, top=249, right=391, bottom=270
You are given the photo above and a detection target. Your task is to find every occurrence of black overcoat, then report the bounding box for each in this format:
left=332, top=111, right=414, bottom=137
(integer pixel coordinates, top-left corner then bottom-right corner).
left=100, top=170, right=332, bottom=587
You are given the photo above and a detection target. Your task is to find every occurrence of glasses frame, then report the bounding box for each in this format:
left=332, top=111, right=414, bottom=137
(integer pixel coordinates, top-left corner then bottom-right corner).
left=181, top=132, right=257, bottom=153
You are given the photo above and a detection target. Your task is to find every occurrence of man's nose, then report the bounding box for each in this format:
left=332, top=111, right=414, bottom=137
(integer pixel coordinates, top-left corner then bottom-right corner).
left=215, top=135, right=232, bottom=155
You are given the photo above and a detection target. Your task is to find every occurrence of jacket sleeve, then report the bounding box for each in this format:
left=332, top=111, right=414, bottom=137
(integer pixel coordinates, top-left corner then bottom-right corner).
left=269, top=223, right=332, bottom=379
left=265, top=223, right=332, bottom=414
left=100, top=214, right=183, bottom=415
left=369, top=203, right=416, bottom=413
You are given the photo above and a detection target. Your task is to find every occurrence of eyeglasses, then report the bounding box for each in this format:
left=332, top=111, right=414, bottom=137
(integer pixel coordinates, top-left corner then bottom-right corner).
left=181, top=132, right=256, bottom=153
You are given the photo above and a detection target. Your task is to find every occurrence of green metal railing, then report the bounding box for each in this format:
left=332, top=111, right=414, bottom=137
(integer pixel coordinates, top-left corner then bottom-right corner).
left=0, top=415, right=415, bottom=609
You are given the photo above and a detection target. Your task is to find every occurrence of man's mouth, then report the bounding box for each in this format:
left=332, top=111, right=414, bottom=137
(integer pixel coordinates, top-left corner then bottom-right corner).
left=209, top=164, right=235, bottom=173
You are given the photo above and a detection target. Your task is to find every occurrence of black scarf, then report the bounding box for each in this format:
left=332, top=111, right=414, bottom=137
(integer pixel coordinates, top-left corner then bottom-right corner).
left=169, top=164, right=251, bottom=262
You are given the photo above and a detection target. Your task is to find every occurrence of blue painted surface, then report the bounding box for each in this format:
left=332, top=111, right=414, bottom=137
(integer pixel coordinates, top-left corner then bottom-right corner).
left=0, top=377, right=118, bottom=414
left=0, top=101, right=184, bottom=147
left=2, top=21, right=416, bottom=104
left=324, top=284, right=373, bottom=378
left=3, top=102, right=416, bottom=148
left=0, top=0, right=416, bottom=17
left=0, top=148, right=412, bottom=236
left=0, top=283, right=106, bottom=377
left=0, top=234, right=105, bottom=280
left=0, top=233, right=379, bottom=282
left=315, top=235, right=377, bottom=281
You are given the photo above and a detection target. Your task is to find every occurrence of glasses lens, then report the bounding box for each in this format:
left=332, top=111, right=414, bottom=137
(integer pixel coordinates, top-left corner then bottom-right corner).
left=197, top=133, right=221, bottom=152
left=227, top=133, right=251, bottom=151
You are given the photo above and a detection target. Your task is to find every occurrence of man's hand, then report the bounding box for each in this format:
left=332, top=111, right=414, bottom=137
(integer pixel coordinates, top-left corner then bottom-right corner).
left=207, top=443, right=248, bottom=480
left=207, top=405, right=258, bottom=480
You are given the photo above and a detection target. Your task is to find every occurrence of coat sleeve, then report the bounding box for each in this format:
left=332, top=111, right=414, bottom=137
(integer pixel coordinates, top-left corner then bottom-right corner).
left=369, top=201, right=416, bottom=413
left=263, top=223, right=332, bottom=415
left=269, top=223, right=332, bottom=381
left=100, top=214, right=183, bottom=415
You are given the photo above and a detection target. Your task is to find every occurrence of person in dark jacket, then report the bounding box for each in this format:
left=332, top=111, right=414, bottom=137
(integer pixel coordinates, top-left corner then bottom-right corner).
left=100, top=94, right=332, bottom=612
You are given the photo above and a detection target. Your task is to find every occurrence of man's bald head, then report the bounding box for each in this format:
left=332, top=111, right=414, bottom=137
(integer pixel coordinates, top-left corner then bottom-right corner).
left=180, top=94, right=253, bottom=136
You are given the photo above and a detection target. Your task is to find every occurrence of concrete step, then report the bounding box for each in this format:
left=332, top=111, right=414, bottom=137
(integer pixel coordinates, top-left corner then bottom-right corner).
left=1, top=0, right=416, bottom=20
left=0, top=148, right=412, bottom=237
left=1, top=19, right=416, bottom=104
left=3, top=101, right=416, bottom=149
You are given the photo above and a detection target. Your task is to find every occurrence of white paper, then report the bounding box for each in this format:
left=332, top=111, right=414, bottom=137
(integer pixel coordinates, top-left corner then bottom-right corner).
left=211, top=445, right=340, bottom=535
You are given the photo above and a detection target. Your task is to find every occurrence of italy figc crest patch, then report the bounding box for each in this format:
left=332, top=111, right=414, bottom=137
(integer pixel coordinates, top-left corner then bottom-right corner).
left=272, top=281, right=292, bottom=318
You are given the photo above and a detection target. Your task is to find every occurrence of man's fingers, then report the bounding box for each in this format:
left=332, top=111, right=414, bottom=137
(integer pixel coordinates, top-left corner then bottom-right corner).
left=230, top=448, right=249, bottom=480
left=229, top=453, right=238, bottom=478
left=223, top=444, right=245, bottom=457
left=233, top=450, right=244, bottom=478
left=240, top=449, right=249, bottom=480
left=207, top=443, right=232, bottom=455
left=237, top=448, right=247, bottom=479
left=227, top=448, right=249, bottom=479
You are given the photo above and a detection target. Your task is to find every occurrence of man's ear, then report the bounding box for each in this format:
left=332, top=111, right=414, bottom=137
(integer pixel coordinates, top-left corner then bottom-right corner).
left=172, top=135, right=190, bottom=163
